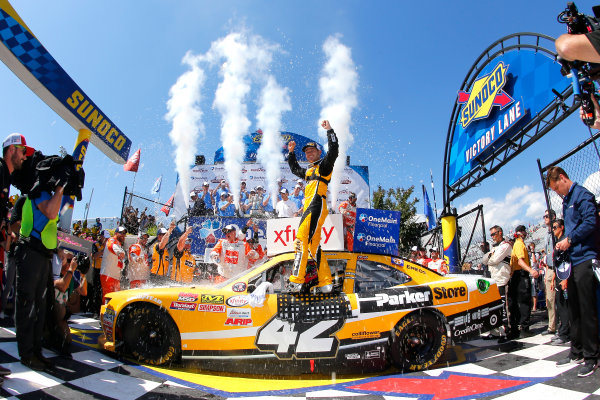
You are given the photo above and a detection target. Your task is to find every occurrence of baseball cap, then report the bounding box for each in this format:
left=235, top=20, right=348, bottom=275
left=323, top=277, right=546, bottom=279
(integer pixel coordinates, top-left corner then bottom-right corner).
left=3, top=133, right=34, bottom=156
left=411, top=246, right=418, bottom=252
left=220, top=192, right=228, bottom=197
left=185, top=238, right=192, bottom=244
left=294, top=184, right=301, bottom=189
left=302, top=142, right=320, bottom=152
left=280, top=188, right=289, bottom=194
left=296, top=179, right=303, bottom=183
left=255, top=185, right=263, bottom=191
left=203, top=181, right=209, bottom=186
left=157, top=227, right=168, bottom=235
left=190, top=191, right=197, bottom=198
left=116, top=226, right=127, bottom=234
left=222, top=224, right=236, bottom=233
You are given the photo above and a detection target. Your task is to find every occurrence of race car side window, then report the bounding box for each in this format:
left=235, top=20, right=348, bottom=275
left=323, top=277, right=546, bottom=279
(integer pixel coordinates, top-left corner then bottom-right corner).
left=354, top=260, right=411, bottom=293
left=247, top=261, right=294, bottom=294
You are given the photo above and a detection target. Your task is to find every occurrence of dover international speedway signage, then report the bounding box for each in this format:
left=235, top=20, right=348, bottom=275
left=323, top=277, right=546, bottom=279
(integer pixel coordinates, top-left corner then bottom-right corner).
left=353, top=208, right=400, bottom=256
left=0, top=0, right=131, bottom=163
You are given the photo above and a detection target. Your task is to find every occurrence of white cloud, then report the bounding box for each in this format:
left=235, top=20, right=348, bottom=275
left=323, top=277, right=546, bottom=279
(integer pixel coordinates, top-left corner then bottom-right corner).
left=458, top=185, right=546, bottom=231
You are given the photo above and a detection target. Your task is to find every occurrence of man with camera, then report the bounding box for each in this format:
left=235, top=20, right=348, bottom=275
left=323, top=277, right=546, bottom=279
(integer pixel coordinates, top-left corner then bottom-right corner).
left=15, top=172, right=64, bottom=371
left=46, top=249, right=88, bottom=357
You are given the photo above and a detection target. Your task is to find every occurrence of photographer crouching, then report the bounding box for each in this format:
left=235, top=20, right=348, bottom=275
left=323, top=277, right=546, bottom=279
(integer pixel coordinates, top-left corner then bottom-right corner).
left=45, top=250, right=89, bottom=358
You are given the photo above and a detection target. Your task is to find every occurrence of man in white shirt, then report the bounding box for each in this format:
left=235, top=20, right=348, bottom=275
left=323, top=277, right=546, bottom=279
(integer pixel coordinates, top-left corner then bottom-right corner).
left=275, top=188, right=299, bottom=218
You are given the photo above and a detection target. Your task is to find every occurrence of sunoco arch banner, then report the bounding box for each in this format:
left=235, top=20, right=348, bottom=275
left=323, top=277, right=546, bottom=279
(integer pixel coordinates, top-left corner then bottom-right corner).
left=0, top=1, right=131, bottom=163
left=353, top=208, right=401, bottom=256
left=447, top=47, right=569, bottom=186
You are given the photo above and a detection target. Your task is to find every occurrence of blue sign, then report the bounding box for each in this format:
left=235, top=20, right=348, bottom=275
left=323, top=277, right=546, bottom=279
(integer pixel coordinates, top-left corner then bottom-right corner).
left=188, top=216, right=267, bottom=256
left=353, top=208, right=401, bottom=256
left=447, top=51, right=569, bottom=186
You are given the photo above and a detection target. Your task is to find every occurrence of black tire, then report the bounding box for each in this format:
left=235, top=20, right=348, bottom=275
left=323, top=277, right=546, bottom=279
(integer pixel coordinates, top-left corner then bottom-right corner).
left=390, top=311, right=447, bottom=372
left=121, top=304, right=181, bottom=366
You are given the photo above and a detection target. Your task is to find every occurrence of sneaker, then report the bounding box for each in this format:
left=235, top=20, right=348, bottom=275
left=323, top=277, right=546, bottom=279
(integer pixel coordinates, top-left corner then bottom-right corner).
left=286, top=281, right=302, bottom=293
left=551, top=338, right=570, bottom=346
left=316, top=284, right=332, bottom=294
left=557, top=356, right=584, bottom=367
left=551, top=334, right=560, bottom=341
left=20, top=355, right=45, bottom=371
left=35, top=352, right=54, bottom=368
left=542, top=330, right=556, bottom=336
left=577, top=362, right=597, bottom=377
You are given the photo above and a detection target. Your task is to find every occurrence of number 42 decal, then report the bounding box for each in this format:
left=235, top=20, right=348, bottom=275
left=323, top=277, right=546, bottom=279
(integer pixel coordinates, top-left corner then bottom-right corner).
left=255, top=318, right=344, bottom=359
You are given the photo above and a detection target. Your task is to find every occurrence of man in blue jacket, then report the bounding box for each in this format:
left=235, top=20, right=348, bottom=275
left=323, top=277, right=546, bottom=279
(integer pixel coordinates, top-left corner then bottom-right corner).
left=547, top=166, right=599, bottom=377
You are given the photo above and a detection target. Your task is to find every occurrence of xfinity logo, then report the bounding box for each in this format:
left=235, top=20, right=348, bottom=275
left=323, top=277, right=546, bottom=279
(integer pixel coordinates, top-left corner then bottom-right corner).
left=274, top=225, right=334, bottom=246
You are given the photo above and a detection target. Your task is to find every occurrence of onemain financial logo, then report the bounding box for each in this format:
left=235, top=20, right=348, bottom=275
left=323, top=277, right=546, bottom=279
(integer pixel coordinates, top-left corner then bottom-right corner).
left=356, top=233, right=397, bottom=248
left=362, top=214, right=398, bottom=229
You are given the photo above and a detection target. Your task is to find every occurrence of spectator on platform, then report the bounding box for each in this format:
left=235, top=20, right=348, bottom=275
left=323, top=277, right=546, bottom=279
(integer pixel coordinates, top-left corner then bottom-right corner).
left=93, top=218, right=102, bottom=232
left=427, top=249, right=448, bottom=275
left=259, top=186, right=274, bottom=215
left=189, top=191, right=208, bottom=217
left=290, top=184, right=304, bottom=211
left=128, top=232, right=150, bottom=288
left=213, top=179, right=229, bottom=200
left=218, top=192, right=236, bottom=217
left=409, top=246, right=418, bottom=263
left=240, top=181, right=249, bottom=204
left=200, top=182, right=214, bottom=215
left=276, top=188, right=299, bottom=218
left=548, top=166, right=599, bottom=376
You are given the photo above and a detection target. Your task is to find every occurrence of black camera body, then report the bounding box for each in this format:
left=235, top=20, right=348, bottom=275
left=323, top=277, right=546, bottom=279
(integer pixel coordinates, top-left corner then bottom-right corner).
left=558, top=3, right=600, bottom=34
left=11, top=150, right=85, bottom=201
left=75, top=252, right=91, bottom=275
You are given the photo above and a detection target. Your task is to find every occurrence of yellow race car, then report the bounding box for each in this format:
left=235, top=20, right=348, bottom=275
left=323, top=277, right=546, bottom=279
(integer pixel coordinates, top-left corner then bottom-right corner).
left=99, top=251, right=502, bottom=374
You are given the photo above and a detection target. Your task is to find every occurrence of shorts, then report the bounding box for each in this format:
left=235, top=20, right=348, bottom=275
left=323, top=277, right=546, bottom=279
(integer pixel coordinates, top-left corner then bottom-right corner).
left=586, top=31, right=600, bottom=57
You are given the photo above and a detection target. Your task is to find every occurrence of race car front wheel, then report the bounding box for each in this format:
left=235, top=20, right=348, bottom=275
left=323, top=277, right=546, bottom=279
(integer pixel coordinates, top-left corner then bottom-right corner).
left=390, top=311, right=447, bottom=372
left=122, top=304, right=181, bottom=366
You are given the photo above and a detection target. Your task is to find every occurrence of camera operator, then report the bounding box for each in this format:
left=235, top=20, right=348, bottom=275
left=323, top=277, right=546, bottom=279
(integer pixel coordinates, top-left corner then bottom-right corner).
left=45, top=250, right=88, bottom=357
left=15, top=179, right=64, bottom=371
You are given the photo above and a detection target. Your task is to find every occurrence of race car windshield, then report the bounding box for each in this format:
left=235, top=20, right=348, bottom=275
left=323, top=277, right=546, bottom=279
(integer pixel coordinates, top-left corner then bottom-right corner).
left=213, top=257, right=269, bottom=289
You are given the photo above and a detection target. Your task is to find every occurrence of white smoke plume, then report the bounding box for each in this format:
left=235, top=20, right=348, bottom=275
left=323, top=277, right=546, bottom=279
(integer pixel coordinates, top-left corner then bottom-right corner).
left=256, top=76, right=292, bottom=208
left=318, top=35, right=358, bottom=209
left=205, top=32, right=274, bottom=208
left=165, top=51, right=206, bottom=208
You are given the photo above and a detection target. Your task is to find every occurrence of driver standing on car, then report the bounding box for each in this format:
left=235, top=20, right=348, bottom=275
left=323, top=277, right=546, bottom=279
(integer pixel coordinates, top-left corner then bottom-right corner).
left=286, top=120, right=338, bottom=293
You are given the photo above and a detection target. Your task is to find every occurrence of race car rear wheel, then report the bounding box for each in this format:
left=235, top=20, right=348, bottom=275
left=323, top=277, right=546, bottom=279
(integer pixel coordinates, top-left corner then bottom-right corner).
left=390, top=311, right=447, bottom=372
left=121, top=304, right=181, bottom=366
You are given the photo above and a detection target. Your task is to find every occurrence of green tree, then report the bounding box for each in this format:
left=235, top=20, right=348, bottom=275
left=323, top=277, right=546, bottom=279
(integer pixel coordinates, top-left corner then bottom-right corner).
left=372, top=185, right=425, bottom=254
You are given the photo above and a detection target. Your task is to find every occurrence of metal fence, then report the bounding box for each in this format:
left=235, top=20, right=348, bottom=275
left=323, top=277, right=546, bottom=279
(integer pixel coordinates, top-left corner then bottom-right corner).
left=420, top=204, right=487, bottom=268
left=538, top=130, right=600, bottom=218
left=120, top=187, right=173, bottom=235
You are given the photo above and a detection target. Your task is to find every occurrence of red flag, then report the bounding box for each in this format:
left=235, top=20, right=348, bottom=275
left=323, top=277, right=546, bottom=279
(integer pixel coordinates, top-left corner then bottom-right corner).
left=161, top=193, right=174, bottom=216
left=123, top=148, right=141, bottom=172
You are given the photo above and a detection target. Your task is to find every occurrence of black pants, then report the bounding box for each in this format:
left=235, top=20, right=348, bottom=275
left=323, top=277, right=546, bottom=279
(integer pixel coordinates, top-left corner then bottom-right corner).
left=508, top=270, right=531, bottom=334
left=568, top=259, right=599, bottom=362
left=91, top=268, right=102, bottom=315
left=555, top=276, right=570, bottom=341
left=15, top=242, right=52, bottom=359
left=44, top=300, right=71, bottom=352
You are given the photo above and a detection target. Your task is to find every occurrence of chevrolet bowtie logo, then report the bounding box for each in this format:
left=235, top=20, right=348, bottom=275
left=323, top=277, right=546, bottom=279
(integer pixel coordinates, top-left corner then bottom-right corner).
left=457, top=62, right=514, bottom=129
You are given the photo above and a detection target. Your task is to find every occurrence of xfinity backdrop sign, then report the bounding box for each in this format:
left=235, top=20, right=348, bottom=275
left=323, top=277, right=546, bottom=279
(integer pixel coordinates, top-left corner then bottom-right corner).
left=266, top=214, right=344, bottom=256
left=353, top=208, right=401, bottom=256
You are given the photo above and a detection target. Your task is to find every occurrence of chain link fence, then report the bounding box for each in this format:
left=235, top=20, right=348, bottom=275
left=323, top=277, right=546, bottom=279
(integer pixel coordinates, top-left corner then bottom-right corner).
left=538, top=130, right=600, bottom=218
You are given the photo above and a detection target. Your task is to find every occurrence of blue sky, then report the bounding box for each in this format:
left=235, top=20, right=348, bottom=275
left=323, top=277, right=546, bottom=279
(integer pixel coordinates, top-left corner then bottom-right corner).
left=0, top=0, right=596, bottom=230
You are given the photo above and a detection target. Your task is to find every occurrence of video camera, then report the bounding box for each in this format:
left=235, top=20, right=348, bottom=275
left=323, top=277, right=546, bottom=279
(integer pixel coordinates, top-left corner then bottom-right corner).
left=11, top=150, right=85, bottom=200
left=74, top=252, right=91, bottom=275
left=557, top=3, right=600, bottom=126
left=558, top=3, right=600, bottom=34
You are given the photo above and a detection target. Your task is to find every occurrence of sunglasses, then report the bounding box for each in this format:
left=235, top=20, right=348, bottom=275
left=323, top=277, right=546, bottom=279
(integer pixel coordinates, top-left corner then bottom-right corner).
left=490, top=231, right=500, bottom=236
left=13, top=145, right=27, bottom=155
left=543, top=215, right=549, bottom=218
left=552, top=225, right=561, bottom=230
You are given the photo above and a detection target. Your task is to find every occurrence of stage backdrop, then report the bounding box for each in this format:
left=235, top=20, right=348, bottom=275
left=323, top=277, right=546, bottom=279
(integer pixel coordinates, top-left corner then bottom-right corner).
left=171, top=163, right=370, bottom=220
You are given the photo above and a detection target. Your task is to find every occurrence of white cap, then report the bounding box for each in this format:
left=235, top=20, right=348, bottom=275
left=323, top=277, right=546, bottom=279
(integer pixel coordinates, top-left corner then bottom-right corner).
left=411, top=246, right=418, bottom=252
